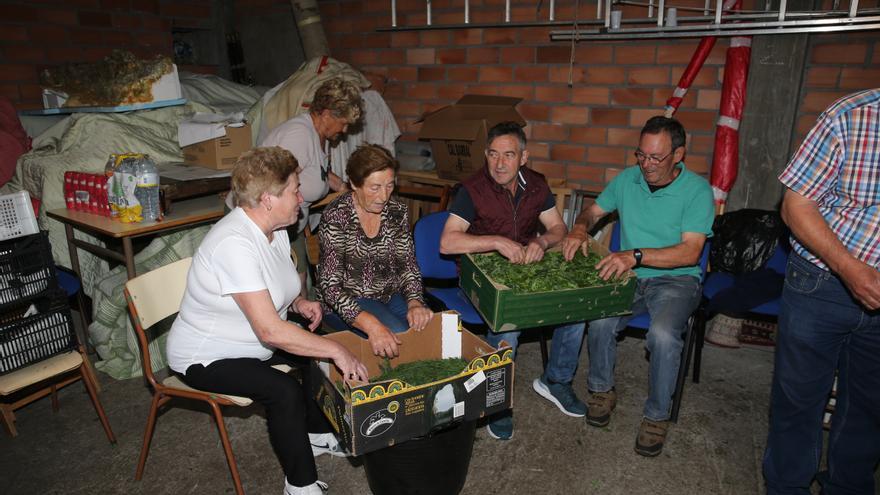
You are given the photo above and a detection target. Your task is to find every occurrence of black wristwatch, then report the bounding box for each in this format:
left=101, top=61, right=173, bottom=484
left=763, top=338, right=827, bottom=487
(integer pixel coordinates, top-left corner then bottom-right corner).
left=632, top=248, right=643, bottom=268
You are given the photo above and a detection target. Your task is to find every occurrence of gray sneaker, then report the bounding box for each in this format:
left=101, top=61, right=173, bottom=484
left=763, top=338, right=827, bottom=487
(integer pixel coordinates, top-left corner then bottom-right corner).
left=532, top=377, right=587, bottom=417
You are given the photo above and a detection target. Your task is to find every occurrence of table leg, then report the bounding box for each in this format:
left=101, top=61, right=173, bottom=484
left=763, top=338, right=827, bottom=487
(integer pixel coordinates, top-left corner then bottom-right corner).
left=64, top=224, right=82, bottom=276
left=122, top=237, right=136, bottom=279
left=63, top=225, right=96, bottom=360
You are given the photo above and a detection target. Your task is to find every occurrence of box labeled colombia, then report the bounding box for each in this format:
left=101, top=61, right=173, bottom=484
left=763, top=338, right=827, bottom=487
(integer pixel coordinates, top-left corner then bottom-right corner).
left=417, top=95, right=526, bottom=182
left=310, top=311, right=514, bottom=456
left=460, top=237, right=637, bottom=333
left=181, top=122, right=252, bottom=170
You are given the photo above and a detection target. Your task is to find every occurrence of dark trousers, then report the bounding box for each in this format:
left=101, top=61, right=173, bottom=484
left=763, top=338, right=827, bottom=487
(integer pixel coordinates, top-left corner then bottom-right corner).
left=763, top=254, right=880, bottom=495
left=182, top=351, right=331, bottom=486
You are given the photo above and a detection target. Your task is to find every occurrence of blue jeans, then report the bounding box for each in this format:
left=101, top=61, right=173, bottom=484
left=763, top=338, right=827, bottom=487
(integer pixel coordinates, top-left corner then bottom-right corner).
left=324, top=293, right=411, bottom=337
left=587, top=275, right=702, bottom=421
left=763, top=254, right=880, bottom=495
left=484, top=322, right=585, bottom=384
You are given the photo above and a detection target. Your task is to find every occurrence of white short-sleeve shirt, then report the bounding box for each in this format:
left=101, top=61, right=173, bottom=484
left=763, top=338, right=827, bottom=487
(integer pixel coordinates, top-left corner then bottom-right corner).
left=167, top=208, right=300, bottom=372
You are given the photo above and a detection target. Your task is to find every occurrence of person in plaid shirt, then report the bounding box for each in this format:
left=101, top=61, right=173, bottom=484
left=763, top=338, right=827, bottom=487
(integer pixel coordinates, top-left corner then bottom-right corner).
left=764, top=88, right=880, bottom=495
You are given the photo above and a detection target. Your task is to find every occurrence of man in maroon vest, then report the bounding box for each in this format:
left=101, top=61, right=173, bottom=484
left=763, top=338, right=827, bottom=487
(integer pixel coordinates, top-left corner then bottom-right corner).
left=440, top=121, right=587, bottom=440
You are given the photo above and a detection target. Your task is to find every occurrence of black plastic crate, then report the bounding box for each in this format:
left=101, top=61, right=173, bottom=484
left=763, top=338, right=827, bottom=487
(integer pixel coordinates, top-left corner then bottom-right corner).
left=0, top=290, right=77, bottom=375
left=0, top=232, right=56, bottom=310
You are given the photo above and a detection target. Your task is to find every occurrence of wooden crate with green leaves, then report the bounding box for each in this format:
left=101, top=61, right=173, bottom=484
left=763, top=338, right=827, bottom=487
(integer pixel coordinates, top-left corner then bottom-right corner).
left=459, top=237, right=636, bottom=332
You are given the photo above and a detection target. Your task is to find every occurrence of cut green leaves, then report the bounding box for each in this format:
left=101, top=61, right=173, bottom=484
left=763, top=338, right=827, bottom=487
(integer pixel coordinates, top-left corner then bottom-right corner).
left=472, top=251, right=611, bottom=293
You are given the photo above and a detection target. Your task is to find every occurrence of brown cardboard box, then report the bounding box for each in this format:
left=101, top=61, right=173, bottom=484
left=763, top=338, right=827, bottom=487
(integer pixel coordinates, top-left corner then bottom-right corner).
left=310, top=311, right=514, bottom=455
left=181, top=123, right=252, bottom=170
left=417, top=95, right=526, bottom=181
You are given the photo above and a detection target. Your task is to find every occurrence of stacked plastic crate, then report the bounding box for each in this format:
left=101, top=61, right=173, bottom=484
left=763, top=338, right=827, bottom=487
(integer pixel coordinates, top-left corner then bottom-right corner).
left=0, top=191, right=78, bottom=374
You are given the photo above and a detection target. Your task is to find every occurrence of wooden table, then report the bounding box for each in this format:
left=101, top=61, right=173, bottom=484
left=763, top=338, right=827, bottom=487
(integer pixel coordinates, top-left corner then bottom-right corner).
left=47, top=195, right=225, bottom=280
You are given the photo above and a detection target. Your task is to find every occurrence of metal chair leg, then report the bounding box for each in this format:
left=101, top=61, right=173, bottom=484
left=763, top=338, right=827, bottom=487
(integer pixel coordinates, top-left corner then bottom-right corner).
left=670, top=316, right=696, bottom=423
left=209, top=401, right=245, bottom=495
left=136, top=393, right=162, bottom=480
left=79, top=361, right=116, bottom=444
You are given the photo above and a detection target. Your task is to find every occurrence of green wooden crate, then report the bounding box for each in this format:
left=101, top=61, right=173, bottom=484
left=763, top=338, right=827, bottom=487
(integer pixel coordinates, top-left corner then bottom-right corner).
left=459, top=241, right=636, bottom=332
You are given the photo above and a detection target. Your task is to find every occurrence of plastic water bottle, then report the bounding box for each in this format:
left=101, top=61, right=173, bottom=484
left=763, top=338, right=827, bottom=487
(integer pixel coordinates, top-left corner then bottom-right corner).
left=135, top=156, right=161, bottom=222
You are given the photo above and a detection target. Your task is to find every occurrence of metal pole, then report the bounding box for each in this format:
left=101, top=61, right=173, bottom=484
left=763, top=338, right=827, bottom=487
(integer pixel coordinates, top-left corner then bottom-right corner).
left=849, top=0, right=859, bottom=18
left=427, top=0, right=432, bottom=25
left=549, top=0, right=555, bottom=20
left=715, top=0, right=723, bottom=24
left=658, top=0, right=665, bottom=26
left=649, top=0, right=654, bottom=19
left=465, top=0, right=469, bottom=23
left=391, top=0, right=397, bottom=27
left=605, top=0, right=612, bottom=26
left=778, top=0, right=786, bottom=21
left=505, top=0, right=511, bottom=22
left=704, top=0, right=710, bottom=16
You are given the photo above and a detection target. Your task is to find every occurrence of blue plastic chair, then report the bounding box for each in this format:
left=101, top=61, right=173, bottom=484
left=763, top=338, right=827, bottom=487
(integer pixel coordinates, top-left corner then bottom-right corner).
left=700, top=241, right=788, bottom=318
left=608, top=222, right=711, bottom=423
left=413, top=211, right=484, bottom=325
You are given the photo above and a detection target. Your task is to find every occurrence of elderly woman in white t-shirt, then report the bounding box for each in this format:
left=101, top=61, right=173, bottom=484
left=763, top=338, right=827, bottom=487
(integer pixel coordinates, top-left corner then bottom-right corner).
left=167, top=146, right=368, bottom=495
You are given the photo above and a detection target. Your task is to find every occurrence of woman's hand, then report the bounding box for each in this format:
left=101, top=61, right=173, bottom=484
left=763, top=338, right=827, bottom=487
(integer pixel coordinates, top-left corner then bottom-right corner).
left=332, top=343, right=369, bottom=382
left=354, top=310, right=402, bottom=358
left=406, top=301, right=433, bottom=331
left=293, top=297, right=324, bottom=331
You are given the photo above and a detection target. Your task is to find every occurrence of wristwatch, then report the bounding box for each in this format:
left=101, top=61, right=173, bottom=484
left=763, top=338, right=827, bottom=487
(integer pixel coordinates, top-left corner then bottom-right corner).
left=632, top=248, right=643, bottom=268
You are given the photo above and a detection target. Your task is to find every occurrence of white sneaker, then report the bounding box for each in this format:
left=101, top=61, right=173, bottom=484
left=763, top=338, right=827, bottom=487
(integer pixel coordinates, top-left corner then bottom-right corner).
left=284, top=479, right=328, bottom=494
left=309, top=432, right=348, bottom=457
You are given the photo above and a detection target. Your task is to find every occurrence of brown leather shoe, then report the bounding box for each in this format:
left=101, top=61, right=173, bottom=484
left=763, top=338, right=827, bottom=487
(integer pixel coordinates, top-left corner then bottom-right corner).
left=635, top=418, right=670, bottom=457
left=585, top=389, right=617, bottom=427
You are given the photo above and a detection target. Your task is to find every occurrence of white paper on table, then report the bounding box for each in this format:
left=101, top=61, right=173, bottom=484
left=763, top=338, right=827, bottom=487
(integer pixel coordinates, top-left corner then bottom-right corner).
left=441, top=312, right=462, bottom=359
left=177, top=111, right=246, bottom=147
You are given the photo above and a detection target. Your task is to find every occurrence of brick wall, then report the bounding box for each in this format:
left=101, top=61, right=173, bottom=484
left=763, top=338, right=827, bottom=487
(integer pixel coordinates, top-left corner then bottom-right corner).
left=318, top=0, right=880, bottom=190
left=1, top=0, right=877, bottom=190
left=794, top=32, right=880, bottom=146
left=0, top=0, right=219, bottom=110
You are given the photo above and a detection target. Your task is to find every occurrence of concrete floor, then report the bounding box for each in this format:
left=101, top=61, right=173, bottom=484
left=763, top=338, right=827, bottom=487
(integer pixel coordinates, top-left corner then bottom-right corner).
left=0, top=329, right=844, bottom=495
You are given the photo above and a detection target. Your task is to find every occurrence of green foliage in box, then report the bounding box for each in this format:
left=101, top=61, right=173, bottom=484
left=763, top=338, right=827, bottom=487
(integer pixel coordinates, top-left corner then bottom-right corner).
left=374, top=357, right=469, bottom=386
left=472, top=251, right=610, bottom=293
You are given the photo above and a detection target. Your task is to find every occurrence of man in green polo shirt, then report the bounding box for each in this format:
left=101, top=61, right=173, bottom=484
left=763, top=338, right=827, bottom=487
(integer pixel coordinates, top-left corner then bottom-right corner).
left=561, top=116, right=714, bottom=457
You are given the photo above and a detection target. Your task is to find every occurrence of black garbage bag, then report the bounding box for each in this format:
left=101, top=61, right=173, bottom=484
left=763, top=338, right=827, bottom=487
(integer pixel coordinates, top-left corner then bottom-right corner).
left=363, top=420, right=476, bottom=495
left=709, top=209, right=787, bottom=274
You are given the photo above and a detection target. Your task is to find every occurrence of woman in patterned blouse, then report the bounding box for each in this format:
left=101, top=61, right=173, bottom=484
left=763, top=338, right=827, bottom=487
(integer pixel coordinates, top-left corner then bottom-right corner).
left=317, top=144, right=433, bottom=358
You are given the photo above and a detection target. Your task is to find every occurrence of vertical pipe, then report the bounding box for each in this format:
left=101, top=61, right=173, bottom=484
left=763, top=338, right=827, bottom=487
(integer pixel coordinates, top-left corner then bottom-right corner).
left=391, top=0, right=397, bottom=27
left=715, top=0, right=723, bottom=24
left=505, top=0, right=511, bottom=22
left=549, top=0, right=555, bottom=20
left=778, top=0, right=786, bottom=21
left=658, top=0, right=665, bottom=26
left=704, top=0, right=710, bottom=16
left=427, top=0, right=432, bottom=25
left=605, top=0, right=611, bottom=26
left=649, top=0, right=654, bottom=19
left=465, top=0, right=469, bottom=23
left=849, top=0, right=859, bottom=18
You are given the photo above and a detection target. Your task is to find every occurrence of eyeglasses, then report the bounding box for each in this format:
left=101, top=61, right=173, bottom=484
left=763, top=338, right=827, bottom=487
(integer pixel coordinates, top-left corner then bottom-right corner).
left=634, top=150, right=673, bottom=164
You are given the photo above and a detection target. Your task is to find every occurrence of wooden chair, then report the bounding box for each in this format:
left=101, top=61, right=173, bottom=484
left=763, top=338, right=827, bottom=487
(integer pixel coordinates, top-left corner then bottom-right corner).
left=0, top=344, right=115, bottom=441
left=124, top=257, right=254, bottom=495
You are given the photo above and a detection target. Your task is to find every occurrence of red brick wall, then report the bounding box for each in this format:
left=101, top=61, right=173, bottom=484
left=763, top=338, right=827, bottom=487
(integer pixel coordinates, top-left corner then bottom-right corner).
left=0, top=0, right=218, bottom=110
left=794, top=32, right=880, bottom=146
left=319, top=0, right=880, bottom=190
